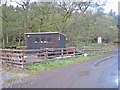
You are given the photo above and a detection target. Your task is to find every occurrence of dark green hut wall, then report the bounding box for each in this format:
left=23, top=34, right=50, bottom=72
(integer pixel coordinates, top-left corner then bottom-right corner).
left=59, top=34, right=66, bottom=48
left=25, top=33, right=66, bottom=49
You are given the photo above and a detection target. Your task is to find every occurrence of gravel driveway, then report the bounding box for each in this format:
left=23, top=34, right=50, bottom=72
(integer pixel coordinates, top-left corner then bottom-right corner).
left=2, top=47, right=119, bottom=88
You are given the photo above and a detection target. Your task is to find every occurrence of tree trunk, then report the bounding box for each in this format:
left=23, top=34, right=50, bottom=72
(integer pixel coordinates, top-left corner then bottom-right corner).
left=6, top=34, right=9, bottom=44
left=2, top=35, right=5, bottom=48
left=18, top=33, right=21, bottom=47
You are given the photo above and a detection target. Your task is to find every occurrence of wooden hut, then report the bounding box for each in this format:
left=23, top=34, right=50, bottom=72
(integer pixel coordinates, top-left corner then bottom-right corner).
left=24, top=32, right=67, bottom=49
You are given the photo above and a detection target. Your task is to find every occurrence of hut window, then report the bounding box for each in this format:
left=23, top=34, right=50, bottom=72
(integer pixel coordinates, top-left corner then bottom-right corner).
left=35, top=37, right=40, bottom=43
left=47, top=37, right=52, bottom=43
left=41, top=37, right=46, bottom=43
left=59, top=36, right=60, bottom=40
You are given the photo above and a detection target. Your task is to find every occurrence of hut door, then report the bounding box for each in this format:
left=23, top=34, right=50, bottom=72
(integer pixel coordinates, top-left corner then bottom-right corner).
left=52, top=38, right=58, bottom=48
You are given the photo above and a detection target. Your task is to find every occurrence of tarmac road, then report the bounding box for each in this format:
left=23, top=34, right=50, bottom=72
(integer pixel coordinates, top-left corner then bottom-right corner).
left=3, top=48, right=119, bottom=88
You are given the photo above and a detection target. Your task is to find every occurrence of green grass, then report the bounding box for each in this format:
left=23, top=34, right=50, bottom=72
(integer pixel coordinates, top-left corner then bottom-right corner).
left=25, top=54, right=106, bottom=74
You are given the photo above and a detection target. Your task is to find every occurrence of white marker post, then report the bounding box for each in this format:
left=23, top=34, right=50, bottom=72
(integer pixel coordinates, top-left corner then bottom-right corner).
left=97, top=37, right=102, bottom=44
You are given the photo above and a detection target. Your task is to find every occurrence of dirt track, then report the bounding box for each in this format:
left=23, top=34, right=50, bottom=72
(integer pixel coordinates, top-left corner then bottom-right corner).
left=3, top=48, right=119, bottom=88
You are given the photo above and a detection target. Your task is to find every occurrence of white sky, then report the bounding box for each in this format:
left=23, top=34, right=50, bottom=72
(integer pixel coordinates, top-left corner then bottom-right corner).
left=1, top=0, right=120, bottom=14
left=104, top=0, right=119, bottom=14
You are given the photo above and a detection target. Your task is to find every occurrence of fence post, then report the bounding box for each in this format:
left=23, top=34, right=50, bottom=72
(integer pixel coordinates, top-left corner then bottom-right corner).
left=45, top=48, right=48, bottom=60
left=93, top=48, right=95, bottom=54
left=21, top=50, right=24, bottom=68
left=73, top=47, right=76, bottom=57
left=61, top=48, right=63, bottom=58
left=66, top=48, right=68, bottom=56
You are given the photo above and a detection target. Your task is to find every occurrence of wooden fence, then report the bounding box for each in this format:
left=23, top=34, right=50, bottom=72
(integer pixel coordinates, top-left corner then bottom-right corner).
left=0, top=47, right=82, bottom=67
left=80, top=47, right=112, bottom=54
left=0, top=49, right=25, bottom=68
left=37, top=47, right=83, bottom=60
left=0, top=46, right=112, bottom=68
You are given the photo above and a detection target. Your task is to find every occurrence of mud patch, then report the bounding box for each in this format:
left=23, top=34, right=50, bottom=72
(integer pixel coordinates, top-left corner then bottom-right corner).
left=80, top=71, right=90, bottom=76
left=94, top=56, right=113, bottom=67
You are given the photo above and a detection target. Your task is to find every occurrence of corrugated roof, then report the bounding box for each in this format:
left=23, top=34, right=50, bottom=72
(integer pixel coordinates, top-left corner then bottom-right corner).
left=24, top=32, right=66, bottom=37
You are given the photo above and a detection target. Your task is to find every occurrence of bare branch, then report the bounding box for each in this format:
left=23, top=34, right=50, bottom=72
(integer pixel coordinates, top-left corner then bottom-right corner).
left=2, top=10, right=8, bottom=22
left=77, top=2, right=91, bottom=13
left=10, top=0, right=30, bottom=10
left=0, top=15, right=7, bottom=22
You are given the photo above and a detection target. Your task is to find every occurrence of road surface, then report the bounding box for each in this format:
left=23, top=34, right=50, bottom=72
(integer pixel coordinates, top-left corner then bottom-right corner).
left=3, top=48, right=119, bottom=88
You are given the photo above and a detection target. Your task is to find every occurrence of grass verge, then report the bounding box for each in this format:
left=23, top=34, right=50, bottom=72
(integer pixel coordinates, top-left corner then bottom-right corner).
left=24, top=52, right=112, bottom=74
left=3, top=50, right=114, bottom=75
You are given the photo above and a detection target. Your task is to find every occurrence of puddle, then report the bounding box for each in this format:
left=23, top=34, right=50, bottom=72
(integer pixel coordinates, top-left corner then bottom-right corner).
left=80, top=71, right=90, bottom=76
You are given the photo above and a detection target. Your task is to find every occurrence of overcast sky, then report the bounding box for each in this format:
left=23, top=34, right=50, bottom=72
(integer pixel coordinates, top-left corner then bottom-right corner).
left=104, top=0, right=119, bottom=14
left=1, top=0, right=119, bottom=14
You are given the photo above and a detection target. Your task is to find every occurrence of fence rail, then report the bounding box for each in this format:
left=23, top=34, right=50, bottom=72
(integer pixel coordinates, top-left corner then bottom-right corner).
left=81, top=46, right=112, bottom=54
left=37, top=47, right=79, bottom=60
left=0, top=49, right=25, bottom=68
left=0, top=46, right=112, bottom=68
